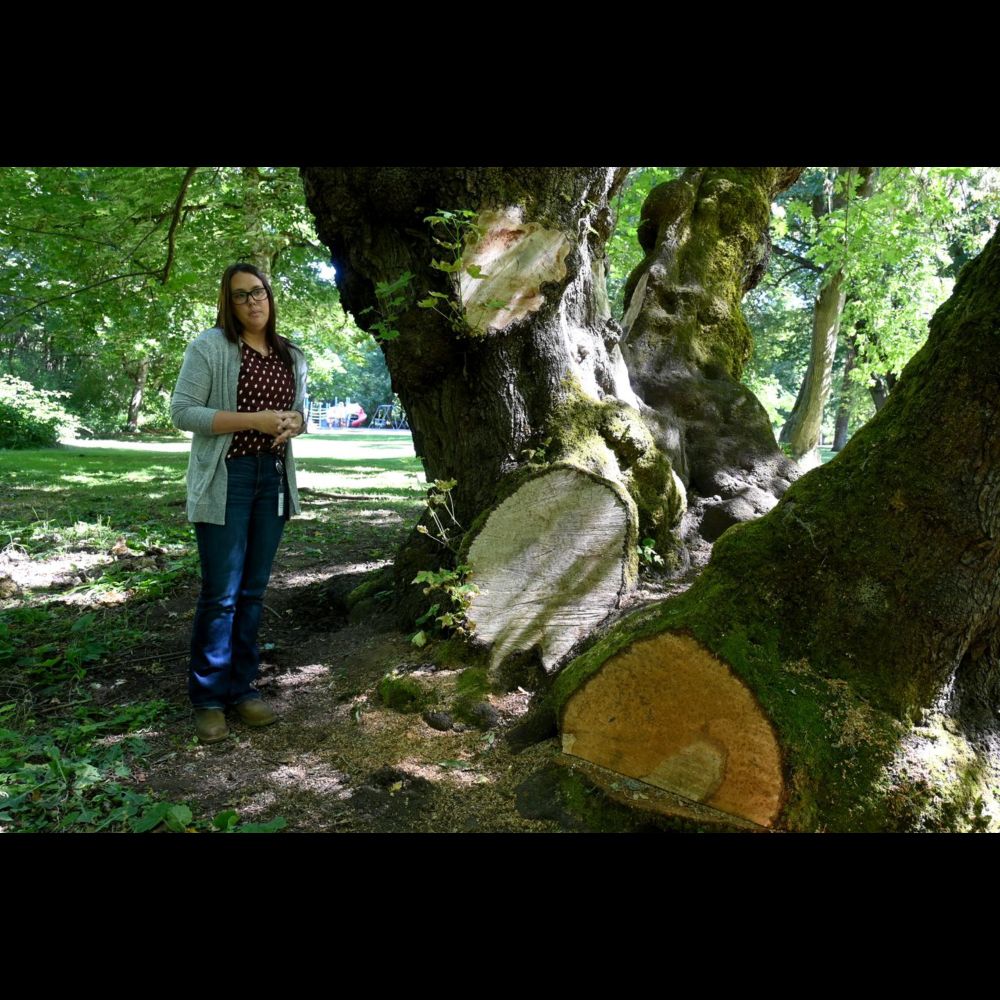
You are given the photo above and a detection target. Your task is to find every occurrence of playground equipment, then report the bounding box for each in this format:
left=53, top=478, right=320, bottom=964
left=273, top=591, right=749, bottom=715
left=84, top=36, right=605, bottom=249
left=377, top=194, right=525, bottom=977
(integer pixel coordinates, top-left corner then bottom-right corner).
left=371, top=403, right=409, bottom=429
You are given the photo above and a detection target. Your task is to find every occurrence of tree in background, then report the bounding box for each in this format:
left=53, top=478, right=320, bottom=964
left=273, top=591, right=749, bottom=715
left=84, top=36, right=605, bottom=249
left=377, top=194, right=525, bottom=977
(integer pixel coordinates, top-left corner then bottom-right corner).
left=604, top=167, right=681, bottom=316
left=0, top=167, right=356, bottom=433
left=777, top=167, right=876, bottom=466
left=749, top=167, right=1000, bottom=458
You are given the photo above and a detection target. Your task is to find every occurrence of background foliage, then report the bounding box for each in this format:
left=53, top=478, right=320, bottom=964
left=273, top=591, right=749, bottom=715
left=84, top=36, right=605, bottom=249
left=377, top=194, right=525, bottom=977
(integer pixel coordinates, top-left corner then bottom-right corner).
left=2, top=165, right=998, bottom=447
left=0, top=167, right=397, bottom=436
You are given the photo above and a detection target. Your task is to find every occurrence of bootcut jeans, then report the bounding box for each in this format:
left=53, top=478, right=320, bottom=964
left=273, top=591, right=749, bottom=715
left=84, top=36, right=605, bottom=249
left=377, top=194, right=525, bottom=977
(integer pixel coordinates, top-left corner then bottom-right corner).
left=189, top=453, right=288, bottom=710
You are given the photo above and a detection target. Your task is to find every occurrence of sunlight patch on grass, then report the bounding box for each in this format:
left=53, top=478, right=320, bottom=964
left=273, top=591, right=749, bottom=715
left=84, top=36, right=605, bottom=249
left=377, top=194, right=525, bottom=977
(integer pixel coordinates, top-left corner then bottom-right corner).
left=66, top=438, right=191, bottom=453
left=297, top=470, right=425, bottom=492
left=292, top=430, right=416, bottom=463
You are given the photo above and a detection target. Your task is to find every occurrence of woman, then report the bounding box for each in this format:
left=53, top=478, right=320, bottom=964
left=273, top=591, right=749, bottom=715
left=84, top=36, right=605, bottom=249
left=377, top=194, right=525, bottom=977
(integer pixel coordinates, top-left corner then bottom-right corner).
left=171, top=263, right=308, bottom=744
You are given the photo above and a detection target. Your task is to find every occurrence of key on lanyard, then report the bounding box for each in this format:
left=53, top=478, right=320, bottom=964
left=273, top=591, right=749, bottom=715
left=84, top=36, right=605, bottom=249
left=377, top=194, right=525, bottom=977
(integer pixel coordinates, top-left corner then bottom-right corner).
left=275, top=456, right=285, bottom=517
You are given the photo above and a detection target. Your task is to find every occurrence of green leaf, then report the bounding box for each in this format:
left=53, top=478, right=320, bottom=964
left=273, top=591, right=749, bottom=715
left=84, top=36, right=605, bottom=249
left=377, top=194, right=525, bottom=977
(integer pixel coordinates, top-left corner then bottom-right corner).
left=466, top=264, right=487, bottom=279
left=213, top=809, right=240, bottom=831
left=164, top=804, right=193, bottom=833
left=71, top=613, right=97, bottom=633
left=411, top=630, right=428, bottom=648
left=72, top=762, right=102, bottom=790
left=415, top=603, right=441, bottom=626
left=417, top=298, right=438, bottom=309
left=131, top=801, right=171, bottom=833
left=236, top=816, right=287, bottom=833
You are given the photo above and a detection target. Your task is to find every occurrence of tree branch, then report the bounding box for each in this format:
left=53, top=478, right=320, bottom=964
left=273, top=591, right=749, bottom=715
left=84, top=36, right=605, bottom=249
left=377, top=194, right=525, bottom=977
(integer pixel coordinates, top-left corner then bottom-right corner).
left=160, top=167, right=198, bottom=285
left=772, top=244, right=821, bottom=273
left=0, top=270, right=160, bottom=331
left=0, top=221, right=121, bottom=250
left=772, top=263, right=816, bottom=286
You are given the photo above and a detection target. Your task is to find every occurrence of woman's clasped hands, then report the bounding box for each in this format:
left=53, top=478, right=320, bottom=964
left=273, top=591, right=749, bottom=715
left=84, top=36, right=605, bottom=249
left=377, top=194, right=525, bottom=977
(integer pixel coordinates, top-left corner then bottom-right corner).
left=271, top=410, right=302, bottom=448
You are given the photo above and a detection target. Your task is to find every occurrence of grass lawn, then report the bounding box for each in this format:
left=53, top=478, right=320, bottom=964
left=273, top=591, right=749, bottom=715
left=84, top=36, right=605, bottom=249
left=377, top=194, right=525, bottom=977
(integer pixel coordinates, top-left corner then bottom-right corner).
left=0, top=431, right=425, bottom=833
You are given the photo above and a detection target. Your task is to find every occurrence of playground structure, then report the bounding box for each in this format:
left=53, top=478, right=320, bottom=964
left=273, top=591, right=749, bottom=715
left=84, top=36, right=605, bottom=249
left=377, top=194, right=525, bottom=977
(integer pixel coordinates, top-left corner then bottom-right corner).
left=306, top=399, right=408, bottom=430
left=370, top=403, right=409, bottom=430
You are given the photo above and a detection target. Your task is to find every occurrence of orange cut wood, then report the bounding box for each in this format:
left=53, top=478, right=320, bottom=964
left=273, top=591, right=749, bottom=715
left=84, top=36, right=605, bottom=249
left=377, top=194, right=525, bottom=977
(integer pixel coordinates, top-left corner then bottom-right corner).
left=560, top=633, right=784, bottom=827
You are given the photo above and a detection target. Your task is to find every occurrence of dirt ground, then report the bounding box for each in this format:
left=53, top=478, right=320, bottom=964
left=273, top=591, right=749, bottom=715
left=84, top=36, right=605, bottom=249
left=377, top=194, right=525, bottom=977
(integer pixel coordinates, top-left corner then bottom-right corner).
left=66, top=505, right=699, bottom=834
left=68, top=511, right=565, bottom=833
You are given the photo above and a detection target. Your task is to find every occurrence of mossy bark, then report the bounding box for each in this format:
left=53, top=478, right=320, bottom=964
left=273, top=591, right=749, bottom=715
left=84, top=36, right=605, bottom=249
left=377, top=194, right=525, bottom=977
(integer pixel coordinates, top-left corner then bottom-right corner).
left=619, top=168, right=803, bottom=553
left=301, top=167, right=682, bottom=631
left=831, top=338, right=857, bottom=452
left=551, top=221, right=1000, bottom=831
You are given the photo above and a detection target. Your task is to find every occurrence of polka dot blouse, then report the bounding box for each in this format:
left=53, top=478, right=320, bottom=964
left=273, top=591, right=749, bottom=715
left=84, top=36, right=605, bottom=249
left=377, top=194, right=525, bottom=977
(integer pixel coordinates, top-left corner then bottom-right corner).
left=226, top=341, right=296, bottom=461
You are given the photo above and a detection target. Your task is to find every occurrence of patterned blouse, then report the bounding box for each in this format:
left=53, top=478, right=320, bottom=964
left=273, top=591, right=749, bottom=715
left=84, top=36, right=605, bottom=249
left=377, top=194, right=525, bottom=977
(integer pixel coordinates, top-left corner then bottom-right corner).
left=225, top=341, right=295, bottom=461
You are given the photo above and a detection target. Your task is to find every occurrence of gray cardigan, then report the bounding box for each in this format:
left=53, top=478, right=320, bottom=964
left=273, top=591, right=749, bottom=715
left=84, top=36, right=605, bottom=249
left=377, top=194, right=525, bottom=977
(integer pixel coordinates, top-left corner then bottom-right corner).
left=170, top=327, right=308, bottom=524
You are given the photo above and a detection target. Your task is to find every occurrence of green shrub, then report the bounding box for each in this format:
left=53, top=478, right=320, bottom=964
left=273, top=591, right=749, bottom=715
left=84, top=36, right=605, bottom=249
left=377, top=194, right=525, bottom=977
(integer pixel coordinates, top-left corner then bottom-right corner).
left=0, top=376, right=79, bottom=447
left=0, top=400, right=59, bottom=448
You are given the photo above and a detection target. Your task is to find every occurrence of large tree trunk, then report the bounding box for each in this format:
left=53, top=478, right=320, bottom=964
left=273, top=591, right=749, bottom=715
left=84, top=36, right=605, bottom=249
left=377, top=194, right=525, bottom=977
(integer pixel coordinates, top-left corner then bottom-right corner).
left=780, top=168, right=876, bottom=467
left=125, top=358, right=150, bottom=433
left=241, top=167, right=273, bottom=277
left=544, top=222, right=1000, bottom=832
left=831, top=336, right=856, bottom=451
left=618, top=167, right=802, bottom=560
left=868, top=370, right=896, bottom=410
left=302, top=167, right=682, bottom=670
left=303, top=166, right=813, bottom=675
left=779, top=268, right=846, bottom=465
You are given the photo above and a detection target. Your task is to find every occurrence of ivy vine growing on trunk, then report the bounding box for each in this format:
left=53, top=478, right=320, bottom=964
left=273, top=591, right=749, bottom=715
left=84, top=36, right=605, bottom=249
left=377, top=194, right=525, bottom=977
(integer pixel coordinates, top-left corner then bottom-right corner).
left=411, top=479, right=479, bottom=647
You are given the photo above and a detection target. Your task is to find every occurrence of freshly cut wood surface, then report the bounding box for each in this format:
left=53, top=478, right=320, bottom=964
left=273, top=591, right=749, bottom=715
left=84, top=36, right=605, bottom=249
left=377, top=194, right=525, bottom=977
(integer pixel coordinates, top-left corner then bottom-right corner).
left=467, top=467, right=634, bottom=673
left=561, top=633, right=784, bottom=827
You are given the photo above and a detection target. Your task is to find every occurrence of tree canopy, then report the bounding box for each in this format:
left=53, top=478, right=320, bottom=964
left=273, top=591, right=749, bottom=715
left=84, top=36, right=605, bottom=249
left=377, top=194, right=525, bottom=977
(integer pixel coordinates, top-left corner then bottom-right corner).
left=0, top=167, right=393, bottom=434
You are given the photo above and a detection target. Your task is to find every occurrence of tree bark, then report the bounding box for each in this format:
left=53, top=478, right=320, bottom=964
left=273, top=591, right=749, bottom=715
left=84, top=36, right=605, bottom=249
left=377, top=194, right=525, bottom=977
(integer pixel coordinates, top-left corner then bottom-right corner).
left=868, top=370, right=897, bottom=410
left=831, top=336, right=856, bottom=451
left=547, top=221, right=1000, bottom=831
left=302, top=167, right=682, bottom=665
left=241, top=167, right=272, bottom=278
left=619, top=167, right=803, bottom=557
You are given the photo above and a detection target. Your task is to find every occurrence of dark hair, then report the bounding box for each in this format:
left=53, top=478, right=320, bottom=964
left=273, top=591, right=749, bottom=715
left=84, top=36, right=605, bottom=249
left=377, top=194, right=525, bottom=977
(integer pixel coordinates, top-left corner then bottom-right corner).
left=215, top=263, right=299, bottom=371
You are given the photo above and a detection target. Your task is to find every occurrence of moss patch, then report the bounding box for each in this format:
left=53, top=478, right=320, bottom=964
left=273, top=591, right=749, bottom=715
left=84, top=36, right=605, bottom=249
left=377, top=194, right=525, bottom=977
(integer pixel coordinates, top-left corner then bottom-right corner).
left=450, top=666, right=492, bottom=725
left=547, top=379, right=684, bottom=553
left=347, top=567, right=396, bottom=609
left=378, top=670, right=437, bottom=713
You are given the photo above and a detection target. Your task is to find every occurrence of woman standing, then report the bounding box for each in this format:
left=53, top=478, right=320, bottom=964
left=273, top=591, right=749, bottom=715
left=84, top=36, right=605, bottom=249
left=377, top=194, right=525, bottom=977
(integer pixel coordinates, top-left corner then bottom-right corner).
left=171, top=264, right=308, bottom=744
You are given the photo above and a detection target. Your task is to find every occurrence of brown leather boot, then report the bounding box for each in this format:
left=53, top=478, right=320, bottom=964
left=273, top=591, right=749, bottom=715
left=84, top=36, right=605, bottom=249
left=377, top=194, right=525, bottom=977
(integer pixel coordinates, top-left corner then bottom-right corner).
left=194, top=709, right=229, bottom=744
left=235, top=699, right=277, bottom=727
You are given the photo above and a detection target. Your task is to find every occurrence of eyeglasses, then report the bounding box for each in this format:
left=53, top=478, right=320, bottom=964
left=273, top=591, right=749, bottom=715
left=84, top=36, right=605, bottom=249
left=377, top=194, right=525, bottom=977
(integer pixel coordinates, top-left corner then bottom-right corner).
left=231, top=286, right=268, bottom=305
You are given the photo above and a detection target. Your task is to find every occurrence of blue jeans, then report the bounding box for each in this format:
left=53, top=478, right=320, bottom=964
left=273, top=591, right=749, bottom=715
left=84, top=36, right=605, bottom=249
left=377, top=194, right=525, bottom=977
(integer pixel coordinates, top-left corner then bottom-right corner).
left=189, top=454, right=288, bottom=710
